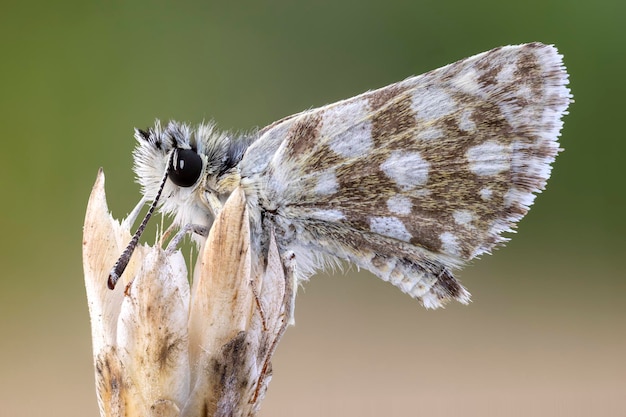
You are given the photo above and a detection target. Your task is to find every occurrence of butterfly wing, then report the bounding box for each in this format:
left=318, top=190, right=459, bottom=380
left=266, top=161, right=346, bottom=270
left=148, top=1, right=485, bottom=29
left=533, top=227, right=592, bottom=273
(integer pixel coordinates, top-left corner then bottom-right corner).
left=240, top=43, right=570, bottom=308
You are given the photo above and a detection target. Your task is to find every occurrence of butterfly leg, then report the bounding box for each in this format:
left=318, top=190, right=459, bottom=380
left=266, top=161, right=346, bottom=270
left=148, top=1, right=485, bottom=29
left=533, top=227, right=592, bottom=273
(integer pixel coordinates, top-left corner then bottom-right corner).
left=164, top=223, right=210, bottom=254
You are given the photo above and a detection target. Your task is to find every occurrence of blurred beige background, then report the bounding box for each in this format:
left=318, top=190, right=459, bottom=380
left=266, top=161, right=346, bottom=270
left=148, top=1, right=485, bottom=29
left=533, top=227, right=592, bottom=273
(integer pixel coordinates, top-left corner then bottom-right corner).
left=1, top=1, right=624, bottom=416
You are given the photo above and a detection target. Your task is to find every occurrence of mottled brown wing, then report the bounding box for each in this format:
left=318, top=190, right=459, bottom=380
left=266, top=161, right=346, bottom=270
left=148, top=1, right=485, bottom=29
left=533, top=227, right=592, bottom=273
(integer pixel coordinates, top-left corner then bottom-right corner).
left=240, top=43, right=570, bottom=308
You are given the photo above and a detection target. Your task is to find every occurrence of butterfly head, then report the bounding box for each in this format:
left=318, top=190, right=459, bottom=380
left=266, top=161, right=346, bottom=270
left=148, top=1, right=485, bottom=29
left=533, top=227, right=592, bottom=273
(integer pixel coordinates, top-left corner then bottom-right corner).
left=133, top=120, right=244, bottom=224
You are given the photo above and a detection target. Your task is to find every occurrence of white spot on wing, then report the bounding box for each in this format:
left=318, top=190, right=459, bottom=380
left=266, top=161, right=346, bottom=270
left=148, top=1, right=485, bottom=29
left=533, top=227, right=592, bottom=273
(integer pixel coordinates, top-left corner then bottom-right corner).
left=479, top=187, right=493, bottom=200
left=370, top=217, right=412, bottom=242
left=387, top=195, right=412, bottom=215
left=503, top=188, right=516, bottom=207
left=440, top=232, right=461, bottom=256
left=500, top=84, right=534, bottom=128
left=452, top=69, right=480, bottom=94
left=322, top=99, right=373, bottom=158
left=381, top=150, right=430, bottom=190
left=412, top=87, right=458, bottom=120
left=466, top=140, right=511, bottom=176
left=503, top=187, right=536, bottom=209
left=496, top=63, right=516, bottom=84
left=314, top=169, right=338, bottom=195
left=458, top=109, right=476, bottom=132
left=310, top=209, right=345, bottom=222
left=453, top=210, right=475, bottom=227
left=416, top=126, right=444, bottom=140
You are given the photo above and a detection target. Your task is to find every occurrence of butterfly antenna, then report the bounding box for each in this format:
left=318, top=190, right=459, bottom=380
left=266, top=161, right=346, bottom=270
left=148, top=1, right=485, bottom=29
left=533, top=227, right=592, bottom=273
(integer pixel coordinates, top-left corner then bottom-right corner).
left=107, top=166, right=170, bottom=290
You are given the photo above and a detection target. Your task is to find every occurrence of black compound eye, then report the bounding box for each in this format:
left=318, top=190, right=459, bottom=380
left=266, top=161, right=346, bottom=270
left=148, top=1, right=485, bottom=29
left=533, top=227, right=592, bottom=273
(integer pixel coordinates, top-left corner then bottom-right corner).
left=168, top=149, right=203, bottom=187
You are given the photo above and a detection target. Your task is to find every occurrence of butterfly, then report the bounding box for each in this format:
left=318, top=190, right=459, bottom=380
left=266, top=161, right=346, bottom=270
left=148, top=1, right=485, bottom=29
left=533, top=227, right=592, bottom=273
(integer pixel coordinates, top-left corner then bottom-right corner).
left=109, top=42, right=570, bottom=309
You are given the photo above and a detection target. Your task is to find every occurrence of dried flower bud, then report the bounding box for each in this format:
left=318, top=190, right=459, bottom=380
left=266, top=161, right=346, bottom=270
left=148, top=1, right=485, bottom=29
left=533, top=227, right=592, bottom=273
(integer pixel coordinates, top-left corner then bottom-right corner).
left=83, top=169, right=291, bottom=417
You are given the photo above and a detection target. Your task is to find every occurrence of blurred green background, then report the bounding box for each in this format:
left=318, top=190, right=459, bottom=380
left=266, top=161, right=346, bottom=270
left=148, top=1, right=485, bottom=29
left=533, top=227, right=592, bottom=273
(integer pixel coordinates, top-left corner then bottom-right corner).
left=1, top=0, right=624, bottom=416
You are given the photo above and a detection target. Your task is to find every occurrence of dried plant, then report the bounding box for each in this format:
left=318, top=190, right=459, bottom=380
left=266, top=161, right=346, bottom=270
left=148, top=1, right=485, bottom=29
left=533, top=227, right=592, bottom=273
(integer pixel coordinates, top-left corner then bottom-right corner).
left=83, top=169, right=293, bottom=417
